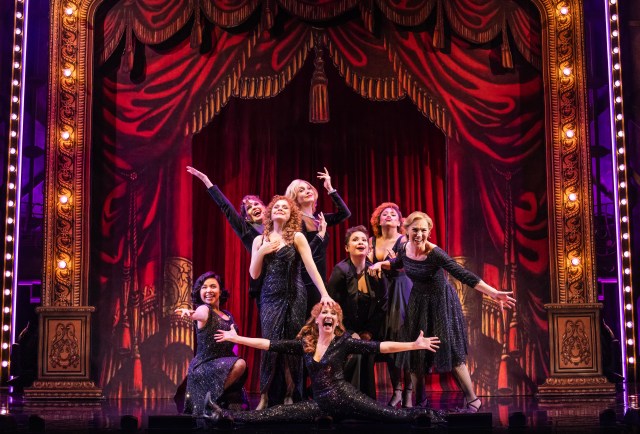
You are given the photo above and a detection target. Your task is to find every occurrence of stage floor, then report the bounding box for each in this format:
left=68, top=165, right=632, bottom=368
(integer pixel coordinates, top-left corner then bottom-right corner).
left=1, top=388, right=638, bottom=433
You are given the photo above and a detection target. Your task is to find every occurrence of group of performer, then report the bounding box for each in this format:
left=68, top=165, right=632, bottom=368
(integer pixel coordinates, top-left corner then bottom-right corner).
left=176, top=166, right=516, bottom=424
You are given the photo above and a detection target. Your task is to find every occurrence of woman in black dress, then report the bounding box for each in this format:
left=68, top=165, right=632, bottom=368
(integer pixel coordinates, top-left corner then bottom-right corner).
left=368, top=211, right=516, bottom=412
left=368, top=202, right=413, bottom=407
left=250, top=195, right=335, bottom=409
left=285, top=167, right=351, bottom=313
left=327, top=225, right=387, bottom=399
left=208, top=302, right=441, bottom=424
left=175, top=271, right=248, bottom=415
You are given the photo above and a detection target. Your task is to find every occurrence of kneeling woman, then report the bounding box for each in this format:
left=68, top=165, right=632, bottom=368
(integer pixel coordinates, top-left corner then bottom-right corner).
left=176, top=271, right=248, bottom=415
left=208, top=303, right=441, bottom=424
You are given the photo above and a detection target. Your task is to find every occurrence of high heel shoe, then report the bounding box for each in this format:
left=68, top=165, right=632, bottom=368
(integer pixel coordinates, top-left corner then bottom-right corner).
left=388, top=388, right=403, bottom=407
left=402, top=388, right=414, bottom=408
left=203, top=392, right=234, bottom=428
left=465, top=397, right=482, bottom=413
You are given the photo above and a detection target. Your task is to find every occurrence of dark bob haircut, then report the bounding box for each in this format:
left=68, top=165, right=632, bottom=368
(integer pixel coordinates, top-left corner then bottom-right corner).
left=192, top=271, right=230, bottom=308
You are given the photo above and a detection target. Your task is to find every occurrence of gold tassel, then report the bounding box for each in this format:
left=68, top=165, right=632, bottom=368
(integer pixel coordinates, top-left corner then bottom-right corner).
left=309, top=45, right=329, bottom=123
left=501, top=15, right=513, bottom=69
left=433, top=0, right=445, bottom=49
left=190, top=6, right=202, bottom=49
left=262, top=0, right=276, bottom=34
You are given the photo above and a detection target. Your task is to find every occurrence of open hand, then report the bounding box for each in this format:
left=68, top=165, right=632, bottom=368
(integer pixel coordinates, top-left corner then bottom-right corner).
left=174, top=308, right=194, bottom=319
left=186, top=166, right=212, bottom=188
left=368, top=262, right=383, bottom=278
left=493, top=290, right=516, bottom=310
left=215, top=324, right=238, bottom=343
left=317, top=167, right=333, bottom=192
left=258, top=239, right=280, bottom=256
left=414, top=331, right=440, bottom=352
left=320, top=295, right=335, bottom=307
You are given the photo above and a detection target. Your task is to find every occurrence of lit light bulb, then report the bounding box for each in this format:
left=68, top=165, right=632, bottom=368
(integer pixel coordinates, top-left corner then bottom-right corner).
left=9, top=165, right=16, bottom=172
left=4, top=271, right=10, bottom=277
left=3, top=290, right=9, bottom=296
left=621, top=199, right=627, bottom=205
left=63, top=68, right=72, bottom=77
left=625, top=268, right=631, bottom=275
left=617, top=114, right=623, bottom=120
left=619, top=164, right=625, bottom=171
left=626, top=286, right=632, bottom=293
left=627, top=321, right=633, bottom=328
left=568, top=193, right=577, bottom=202
left=8, top=183, right=14, bottom=190
left=7, top=201, right=13, bottom=207
left=616, top=97, right=622, bottom=103
left=12, top=80, right=19, bottom=86
left=621, top=182, right=626, bottom=189
left=618, top=148, right=624, bottom=154
left=1, top=361, right=7, bottom=368
left=61, top=131, right=70, bottom=140
left=571, top=257, right=580, bottom=266
left=623, top=233, right=629, bottom=239
left=624, top=251, right=630, bottom=258
left=12, top=96, right=18, bottom=102
left=65, top=7, right=74, bottom=15
left=58, top=260, right=67, bottom=269
left=560, top=6, right=568, bottom=15
left=626, top=303, right=633, bottom=310
left=562, top=67, right=571, bottom=76
left=16, top=12, right=22, bottom=18
left=613, top=47, right=619, bottom=54
left=60, top=195, right=69, bottom=204
left=1, top=343, right=7, bottom=349
left=6, top=236, right=12, bottom=242
left=9, top=148, right=16, bottom=154
left=613, top=30, right=619, bottom=37
left=2, top=325, right=8, bottom=331
left=3, top=307, right=9, bottom=314
left=614, top=63, right=620, bottom=70
left=628, top=339, right=634, bottom=346
left=7, top=218, right=13, bottom=225
left=14, top=45, right=20, bottom=52
left=611, top=0, right=617, bottom=4
left=565, top=129, right=574, bottom=138
left=15, top=28, right=21, bottom=35
left=630, top=357, right=636, bottom=364
left=5, top=254, right=11, bottom=260
left=13, top=62, right=19, bottom=69
left=612, top=14, right=618, bottom=21
left=11, top=131, right=16, bottom=137
left=615, top=80, right=621, bottom=87
left=11, top=114, right=17, bottom=120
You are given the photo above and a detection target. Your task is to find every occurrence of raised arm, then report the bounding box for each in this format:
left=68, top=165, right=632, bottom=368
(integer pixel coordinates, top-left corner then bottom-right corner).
left=317, top=168, right=351, bottom=226
left=294, top=232, right=334, bottom=305
left=380, top=331, right=440, bottom=354
left=249, top=235, right=279, bottom=279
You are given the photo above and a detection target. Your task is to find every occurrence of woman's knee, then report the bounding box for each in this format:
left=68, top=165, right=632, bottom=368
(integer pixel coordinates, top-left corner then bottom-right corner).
left=232, top=358, right=247, bottom=375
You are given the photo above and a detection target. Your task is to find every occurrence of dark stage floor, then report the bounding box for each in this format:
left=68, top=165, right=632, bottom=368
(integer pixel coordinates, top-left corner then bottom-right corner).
left=1, top=388, right=639, bottom=433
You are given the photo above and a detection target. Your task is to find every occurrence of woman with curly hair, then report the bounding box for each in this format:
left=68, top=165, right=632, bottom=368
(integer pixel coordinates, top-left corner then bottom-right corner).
left=207, top=302, right=441, bottom=425
left=175, top=271, right=248, bottom=415
left=368, top=202, right=413, bottom=407
left=250, top=195, right=335, bottom=409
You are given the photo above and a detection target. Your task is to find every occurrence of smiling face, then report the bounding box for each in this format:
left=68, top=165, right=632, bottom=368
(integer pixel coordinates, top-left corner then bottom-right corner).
left=245, top=199, right=266, bottom=224
left=294, top=181, right=317, bottom=207
left=317, top=305, right=339, bottom=335
left=345, top=230, right=369, bottom=258
left=407, top=218, right=431, bottom=247
left=270, top=199, right=291, bottom=222
left=199, top=277, right=221, bottom=307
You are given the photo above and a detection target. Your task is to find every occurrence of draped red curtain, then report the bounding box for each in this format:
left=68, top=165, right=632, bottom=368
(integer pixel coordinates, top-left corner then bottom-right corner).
left=91, top=0, right=548, bottom=398
left=191, top=58, right=447, bottom=391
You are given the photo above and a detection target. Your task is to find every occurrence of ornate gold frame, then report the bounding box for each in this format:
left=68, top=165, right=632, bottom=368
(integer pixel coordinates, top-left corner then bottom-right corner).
left=25, top=0, right=614, bottom=398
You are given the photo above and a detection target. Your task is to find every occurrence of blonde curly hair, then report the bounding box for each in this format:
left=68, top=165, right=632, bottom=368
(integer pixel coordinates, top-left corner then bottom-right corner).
left=262, top=195, right=301, bottom=245
left=370, top=202, right=404, bottom=238
left=297, top=302, right=346, bottom=354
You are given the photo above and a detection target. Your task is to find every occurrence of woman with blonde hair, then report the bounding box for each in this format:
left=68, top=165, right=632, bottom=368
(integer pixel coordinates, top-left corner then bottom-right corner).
left=206, top=302, right=442, bottom=425
left=250, top=195, right=334, bottom=410
left=285, top=168, right=351, bottom=313
left=369, top=211, right=516, bottom=412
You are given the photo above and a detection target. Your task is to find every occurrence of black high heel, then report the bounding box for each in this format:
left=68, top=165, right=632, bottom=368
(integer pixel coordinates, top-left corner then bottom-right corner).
left=388, top=388, right=403, bottom=407
left=465, top=397, right=482, bottom=413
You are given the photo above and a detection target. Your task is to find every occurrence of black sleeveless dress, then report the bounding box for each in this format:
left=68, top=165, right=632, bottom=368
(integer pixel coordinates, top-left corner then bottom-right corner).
left=258, top=244, right=307, bottom=404
left=184, top=306, right=244, bottom=415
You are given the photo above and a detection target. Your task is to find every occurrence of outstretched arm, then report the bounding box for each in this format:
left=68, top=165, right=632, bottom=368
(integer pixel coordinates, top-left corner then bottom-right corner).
left=380, top=331, right=440, bottom=354
left=187, top=166, right=213, bottom=188
left=294, top=232, right=334, bottom=306
left=215, top=324, right=270, bottom=350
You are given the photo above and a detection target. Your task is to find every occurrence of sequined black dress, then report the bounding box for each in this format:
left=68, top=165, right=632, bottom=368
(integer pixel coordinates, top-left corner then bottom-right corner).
left=371, top=236, right=413, bottom=369
left=184, top=306, right=245, bottom=415
left=258, top=244, right=307, bottom=405
left=392, top=245, right=480, bottom=374
left=219, top=334, right=432, bottom=424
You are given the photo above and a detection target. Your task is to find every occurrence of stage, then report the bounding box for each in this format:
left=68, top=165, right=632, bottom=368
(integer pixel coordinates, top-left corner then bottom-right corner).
left=1, top=389, right=637, bottom=433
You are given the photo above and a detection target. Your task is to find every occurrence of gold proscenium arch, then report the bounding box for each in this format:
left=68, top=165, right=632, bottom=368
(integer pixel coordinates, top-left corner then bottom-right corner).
left=25, top=0, right=615, bottom=398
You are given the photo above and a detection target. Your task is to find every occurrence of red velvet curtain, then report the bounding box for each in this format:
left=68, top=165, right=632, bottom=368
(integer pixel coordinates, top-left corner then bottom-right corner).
left=191, top=58, right=447, bottom=391
left=91, top=0, right=548, bottom=398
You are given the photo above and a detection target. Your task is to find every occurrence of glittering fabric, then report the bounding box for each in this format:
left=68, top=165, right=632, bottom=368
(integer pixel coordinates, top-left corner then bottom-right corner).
left=392, top=245, right=481, bottom=373
left=258, top=244, right=306, bottom=404
left=222, top=335, right=437, bottom=424
left=184, top=307, right=245, bottom=415
left=371, top=236, right=413, bottom=369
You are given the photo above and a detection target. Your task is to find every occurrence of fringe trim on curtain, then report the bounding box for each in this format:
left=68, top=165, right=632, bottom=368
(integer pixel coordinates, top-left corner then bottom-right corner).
left=277, top=0, right=358, bottom=21
left=201, top=0, right=261, bottom=28
left=131, top=9, right=194, bottom=45
left=187, top=29, right=261, bottom=135
left=100, top=25, right=126, bottom=64
left=327, top=39, right=404, bottom=101
left=359, top=0, right=375, bottom=33
left=262, top=0, right=276, bottom=32
left=191, top=3, right=203, bottom=49
left=442, top=2, right=501, bottom=43
left=374, top=0, right=436, bottom=26
left=235, top=33, right=313, bottom=100
left=387, top=41, right=454, bottom=140
left=508, top=15, right=542, bottom=70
